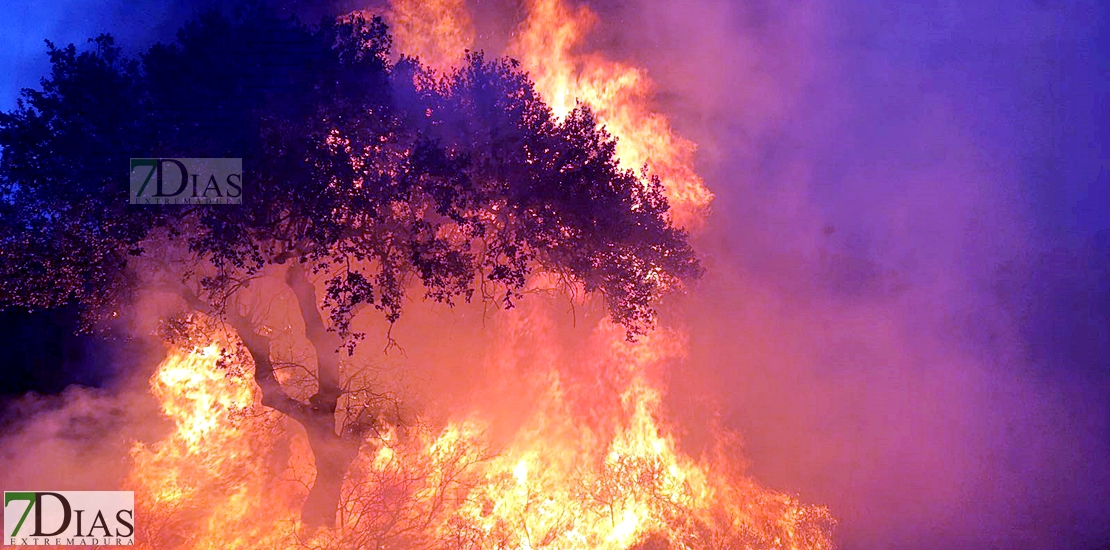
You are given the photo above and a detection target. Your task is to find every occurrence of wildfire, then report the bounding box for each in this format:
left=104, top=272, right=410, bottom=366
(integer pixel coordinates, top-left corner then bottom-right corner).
left=126, top=314, right=830, bottom=549
left=116, top=1, right=833, bottom=548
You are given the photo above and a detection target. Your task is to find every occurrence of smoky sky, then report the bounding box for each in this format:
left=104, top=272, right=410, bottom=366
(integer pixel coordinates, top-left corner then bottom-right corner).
left=1, top=1, right=1107, bottom=549
left=599, top=1, right=1109, bottom=549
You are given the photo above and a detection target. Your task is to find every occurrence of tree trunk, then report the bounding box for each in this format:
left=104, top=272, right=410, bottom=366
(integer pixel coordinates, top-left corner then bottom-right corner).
left=220, top=263, right=360, bottom=530
left=286, top=263, right=354, bottom=529
left=300, top=408, right=357, bottom=528
left=230, top=318, right=346, bottom=528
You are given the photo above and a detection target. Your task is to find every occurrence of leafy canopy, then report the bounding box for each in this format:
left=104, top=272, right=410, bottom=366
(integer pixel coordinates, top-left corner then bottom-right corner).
left=0, top=8, right=701, bottom=341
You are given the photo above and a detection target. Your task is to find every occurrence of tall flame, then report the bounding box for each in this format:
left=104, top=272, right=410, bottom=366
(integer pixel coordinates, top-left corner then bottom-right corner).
left=507, top=0, right=713, bottom=229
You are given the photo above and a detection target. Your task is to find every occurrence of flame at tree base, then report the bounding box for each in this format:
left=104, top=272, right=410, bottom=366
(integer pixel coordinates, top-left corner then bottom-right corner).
left=124, top=313, right=832, bottom=550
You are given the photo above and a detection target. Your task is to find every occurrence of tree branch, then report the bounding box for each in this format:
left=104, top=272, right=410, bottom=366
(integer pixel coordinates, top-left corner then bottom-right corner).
left=225, top=311, right=311, bottom=424
left=286, top=262, right=345, bottom=418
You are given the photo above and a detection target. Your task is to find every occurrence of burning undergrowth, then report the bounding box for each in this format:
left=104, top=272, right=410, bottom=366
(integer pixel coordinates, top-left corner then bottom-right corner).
left=1, top=291, right=834, bottom=549
left=109, top=304, right=832, bottom=549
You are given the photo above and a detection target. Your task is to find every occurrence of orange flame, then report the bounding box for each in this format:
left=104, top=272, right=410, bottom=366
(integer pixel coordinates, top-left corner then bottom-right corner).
left=382, top=0, right=712, bottom=228
left=386, top=0, right=475, bottom=73
left=507, top=0, right=713, bottom=230
left=125, top=311, right=831, bottom=548
left=128, top=342, right=304, bottom=549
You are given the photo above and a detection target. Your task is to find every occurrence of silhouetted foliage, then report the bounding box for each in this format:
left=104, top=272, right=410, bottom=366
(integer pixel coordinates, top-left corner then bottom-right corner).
left=0, top=7, right=700, bottom=340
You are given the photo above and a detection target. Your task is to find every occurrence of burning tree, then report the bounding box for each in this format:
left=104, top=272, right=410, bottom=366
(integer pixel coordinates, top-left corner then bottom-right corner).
left=0, top=7, right=701, bottom=531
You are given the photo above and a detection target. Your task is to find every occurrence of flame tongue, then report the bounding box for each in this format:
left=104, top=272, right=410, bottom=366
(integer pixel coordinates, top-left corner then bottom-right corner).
left=387, top=0, right=475, bottom=72
left=508, top=0, right=714, bottom=230
left=392, top=0, right=714, bottom=228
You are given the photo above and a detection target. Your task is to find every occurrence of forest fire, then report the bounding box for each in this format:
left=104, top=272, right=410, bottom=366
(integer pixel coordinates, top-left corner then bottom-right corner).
left=1, top=0, right=833, bottom=548
left=4, top=0, right=1107, bottom=548
left=112, top=1, right=833, bottom=548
